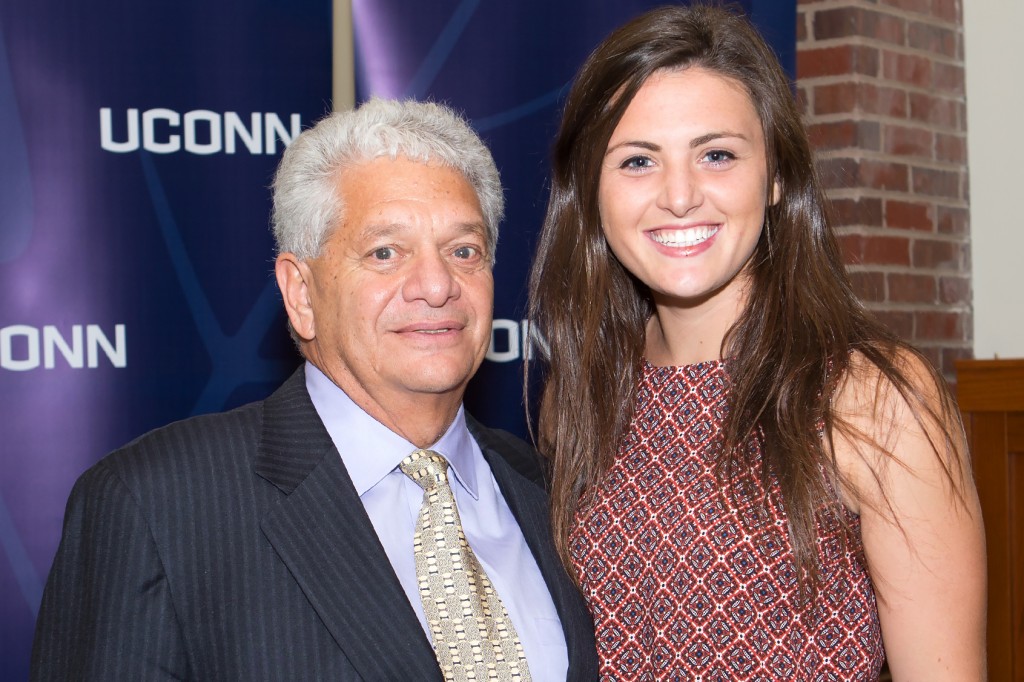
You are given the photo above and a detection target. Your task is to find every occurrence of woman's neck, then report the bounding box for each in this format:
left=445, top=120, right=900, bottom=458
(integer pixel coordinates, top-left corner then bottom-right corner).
left=645, top=287, right=747, bottom=366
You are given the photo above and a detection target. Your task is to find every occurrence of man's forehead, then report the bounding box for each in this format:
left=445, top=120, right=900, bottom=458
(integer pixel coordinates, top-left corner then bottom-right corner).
left=353, top=218, right=487, bottom=242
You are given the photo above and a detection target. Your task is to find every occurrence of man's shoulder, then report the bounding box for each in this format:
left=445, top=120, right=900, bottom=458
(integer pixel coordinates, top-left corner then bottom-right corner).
left=466, top=416, right=547, bottom=488
left=92, top=368, right=311, bottom=486
left=126, top=399, right=264, bottom=451
left=95, top=400, right=266, bottom=483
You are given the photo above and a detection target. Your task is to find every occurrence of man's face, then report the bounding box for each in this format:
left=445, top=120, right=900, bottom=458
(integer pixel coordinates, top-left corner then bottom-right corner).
left=284, top=156, right=494, bottom=418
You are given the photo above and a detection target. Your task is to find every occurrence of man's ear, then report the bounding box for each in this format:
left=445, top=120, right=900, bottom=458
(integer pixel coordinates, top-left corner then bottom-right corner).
left=275, top=253, right=316, bottom=342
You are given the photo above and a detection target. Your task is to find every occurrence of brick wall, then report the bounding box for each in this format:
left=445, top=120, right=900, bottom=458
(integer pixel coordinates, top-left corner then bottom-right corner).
left=796, top=0, right=970, bottom=381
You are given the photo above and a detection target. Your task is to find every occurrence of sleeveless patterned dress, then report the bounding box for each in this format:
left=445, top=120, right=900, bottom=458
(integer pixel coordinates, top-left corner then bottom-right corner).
left=570, top=360, right=884, bottom=681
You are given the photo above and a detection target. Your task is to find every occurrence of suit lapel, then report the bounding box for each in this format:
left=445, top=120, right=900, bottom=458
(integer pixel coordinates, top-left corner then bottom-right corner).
left=255, top=368, right=441, bottom=680
left=468, top=418, right=597, bottom=681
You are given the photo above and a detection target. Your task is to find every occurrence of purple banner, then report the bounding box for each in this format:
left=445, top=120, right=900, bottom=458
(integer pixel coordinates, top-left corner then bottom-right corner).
left=0, top=1, right=329, bottom=677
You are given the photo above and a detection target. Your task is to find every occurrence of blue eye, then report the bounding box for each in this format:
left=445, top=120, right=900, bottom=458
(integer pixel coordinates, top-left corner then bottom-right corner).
left=703, top=150, right=735, bottom=165
left=372, top=247, right=396, bottom=260
left=620, top=155, right=654, bottom=170
left=453, top=246, right=478, bottom=259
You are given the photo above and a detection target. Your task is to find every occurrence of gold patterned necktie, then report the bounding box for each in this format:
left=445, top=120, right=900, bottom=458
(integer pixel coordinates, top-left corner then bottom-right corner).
left=399, top=449, right=532, bottom=682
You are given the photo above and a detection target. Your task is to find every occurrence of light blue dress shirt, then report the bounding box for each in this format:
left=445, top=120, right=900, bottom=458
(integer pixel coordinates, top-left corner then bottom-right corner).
left=305, top=363, right=568, bottom=681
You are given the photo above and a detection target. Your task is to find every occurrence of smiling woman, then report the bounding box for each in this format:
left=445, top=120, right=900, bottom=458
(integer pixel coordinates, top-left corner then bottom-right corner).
left=597, top=67, right=779, bottom=365
left=528, top=4, right=986, bottom=681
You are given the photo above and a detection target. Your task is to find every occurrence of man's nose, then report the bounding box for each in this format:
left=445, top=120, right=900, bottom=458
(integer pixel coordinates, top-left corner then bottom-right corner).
left=402, top=250, right=460, bottom=306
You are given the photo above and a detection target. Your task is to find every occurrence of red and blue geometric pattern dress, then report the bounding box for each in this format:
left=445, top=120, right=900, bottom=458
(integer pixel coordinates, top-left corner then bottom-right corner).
left=570, top=360, right=885, bottom=681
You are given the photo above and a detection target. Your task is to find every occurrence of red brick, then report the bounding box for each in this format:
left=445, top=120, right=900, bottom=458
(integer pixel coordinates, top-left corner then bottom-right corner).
left=797, top=0, right=970, bottom=376
left=814, top=82, right=909, bottom=117
left=886, top=199, right=933, bottom=231
left=837, top=233, right=866, bottom=264
left=916, top=311, right=965, bottom=340
left=797, top=12, right=808, bottom=42
left=808, top=120, right=881, bottom=151
left=888, top=273, right=937, bottom=303
left=860, top=159, right=910, bottom=191
left=913, top=238, right=961, bottom=269
left=865, top=8, right=906, bottom=43
left=874, top=310, right=915, bottom=339
left=882, top=50, right=932, bottom=87
left=864, top=234, right=912, bottom=265
left=849, top=270, right=886, bottom=302
left=814, top=7, right=905, bottom=45
left=808, top=121, right=847, bottom=150
left=866, top=84, right=910, bottom=118
left=936, top=206, right=969, bottom=236
left=831, top=197, right=884, bottom=227
left=884, top=124, right=934, bottom=158
left=910, top=93, right=959, bottom=127
left=860, top=84, right=908, bottom=118
left=939, top=275, right=970, bottom=305
left=932, top=0, right=962, bottom=24
left=813, top=83, right=857, bottom=115
left=932, top=62, right=965, bottom=96
left=908, top=21, right=958, bottom=58
left=936, top=133, right=967, bottom=164
left=912, top=167, right=961, bottom=198
left=813, top=7, right=860, bottom=40
left=798, top=45, right=879, bottom=79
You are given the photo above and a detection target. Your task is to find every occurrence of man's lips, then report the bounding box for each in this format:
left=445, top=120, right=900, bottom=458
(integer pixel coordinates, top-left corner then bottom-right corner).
left=393, top=320, right=466, bottom=334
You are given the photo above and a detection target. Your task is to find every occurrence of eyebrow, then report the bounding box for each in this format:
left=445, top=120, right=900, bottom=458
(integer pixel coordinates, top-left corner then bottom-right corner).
left=605, top=130, right=750, bottom=156
left=448, top=222, right=489, bottom=244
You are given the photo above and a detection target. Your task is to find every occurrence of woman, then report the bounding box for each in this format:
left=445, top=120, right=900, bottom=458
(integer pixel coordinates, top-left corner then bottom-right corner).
left=528, top=4, right=985, bottom=680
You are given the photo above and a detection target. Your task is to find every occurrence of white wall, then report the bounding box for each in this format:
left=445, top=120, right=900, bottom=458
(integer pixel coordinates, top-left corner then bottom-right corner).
left=964, top=0, right=1024, bottom=358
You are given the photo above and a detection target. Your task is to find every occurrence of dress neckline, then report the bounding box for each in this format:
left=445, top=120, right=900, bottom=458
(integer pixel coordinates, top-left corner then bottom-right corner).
left=642, top=357, right=726, bottom=373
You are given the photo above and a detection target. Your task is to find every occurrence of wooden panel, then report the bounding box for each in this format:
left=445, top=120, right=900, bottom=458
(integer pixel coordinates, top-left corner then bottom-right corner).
left=1010, top=413, right=1024, bottom=453
left=957, top=360, right=1024, bottom=680
left=956, top=359, right=1024, bottom=412
left=1013, top=452, right=1024, bottom=679
left=969, top=412, right=1013, bottom=680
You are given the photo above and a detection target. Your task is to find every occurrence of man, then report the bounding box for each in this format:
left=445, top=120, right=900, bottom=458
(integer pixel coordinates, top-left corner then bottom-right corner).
left=31, top=99, right=597, bottom=681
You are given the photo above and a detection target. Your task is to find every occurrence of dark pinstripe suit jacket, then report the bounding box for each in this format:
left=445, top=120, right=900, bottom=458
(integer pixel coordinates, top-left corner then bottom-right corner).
left=31, top=368, right=598, bottom=681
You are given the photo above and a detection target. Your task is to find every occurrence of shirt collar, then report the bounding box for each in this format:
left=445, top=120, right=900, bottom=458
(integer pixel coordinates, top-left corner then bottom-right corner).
left=304, top=362, right=480, bottom=500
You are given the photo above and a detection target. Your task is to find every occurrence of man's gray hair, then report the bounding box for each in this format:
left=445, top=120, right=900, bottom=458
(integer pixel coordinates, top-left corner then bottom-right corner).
left=271, top=98, right=504, bottom=261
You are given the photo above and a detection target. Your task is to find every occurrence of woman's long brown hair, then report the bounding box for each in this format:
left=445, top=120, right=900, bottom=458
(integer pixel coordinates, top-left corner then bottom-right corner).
left=527, top=3, right=964, bottom=589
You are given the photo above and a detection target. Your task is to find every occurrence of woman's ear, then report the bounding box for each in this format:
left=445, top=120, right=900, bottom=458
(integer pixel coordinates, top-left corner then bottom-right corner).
left=769, top=176, right=782, bottom=206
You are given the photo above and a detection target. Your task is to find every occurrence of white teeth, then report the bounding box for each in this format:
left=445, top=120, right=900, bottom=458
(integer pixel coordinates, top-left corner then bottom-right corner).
left=651, top=226, right=718, bottom=248
left=421, top=328, right=450, bottom=334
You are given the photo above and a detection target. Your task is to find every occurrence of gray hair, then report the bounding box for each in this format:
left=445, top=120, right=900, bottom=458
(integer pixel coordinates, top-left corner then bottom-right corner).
left=271, top=98, right=504, bottom=261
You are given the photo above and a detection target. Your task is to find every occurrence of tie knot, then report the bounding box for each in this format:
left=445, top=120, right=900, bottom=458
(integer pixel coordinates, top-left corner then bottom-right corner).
left=399, top=449, right=450, bottom=491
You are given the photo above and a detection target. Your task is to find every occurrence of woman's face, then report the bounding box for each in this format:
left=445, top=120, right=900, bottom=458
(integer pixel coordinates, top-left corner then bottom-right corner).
left=598, top=67, right=778, bottom=312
